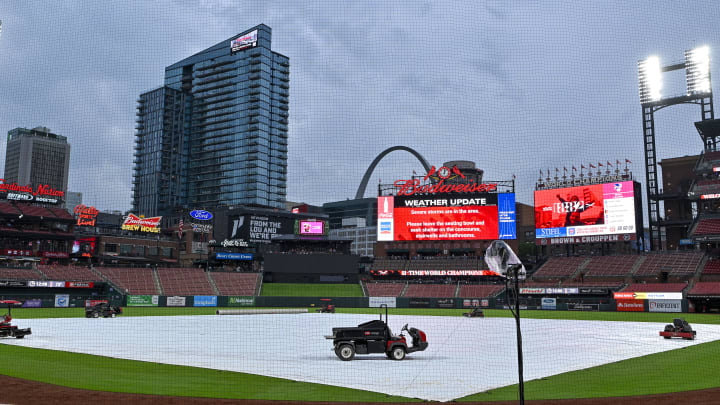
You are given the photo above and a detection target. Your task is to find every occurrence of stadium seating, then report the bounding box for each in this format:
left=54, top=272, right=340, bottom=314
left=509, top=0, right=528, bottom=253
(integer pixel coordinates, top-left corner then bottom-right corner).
left=364, top=281, right=405, bottom=297
left=693, top=179, right=720, bottom=193
left=561, top=280, right=625, bottom=288
left=47, top=207, right=73, bottom=220
left=403, top=283, right=455, bottom=297
left=582, top=255, right=641, bottom=278
left=96, top=267, right=159, bottom=295
left=531, top=256, right=587, bottom=279
left=371, top=258, right=408, bottom=271
left=622, top=283, right=688, bottom=293
left=693, top=218, right=720, bottom=236
left=687, top=282, right=720, bottom=297
left=633, top=252, right=703, bottom=279
left=209, top=272, right=260, bottom=296
left=157, top=268, right=215, bottom=295
left=701, top=258, right=720, bottom=275
left=0, top=202, right=20, bottom=215
left=37, top=265, right=103, bottom=282
left=406, top=257, right=484, bottom=270
left=458, top=284, right=504, bottom=298
left=0, top=267, right=45, bottom=280
left=702, top=150, right=720, bottom=163
left=15, top=204, right=54, bottom=218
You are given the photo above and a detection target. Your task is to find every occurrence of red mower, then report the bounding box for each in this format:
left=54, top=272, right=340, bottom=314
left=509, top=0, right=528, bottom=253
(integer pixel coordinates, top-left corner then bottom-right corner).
left=316, top=299, right=336, bottom=313
left=659, top=318, right=696, bottom=340
left=0, top=300, right=32, bottom=339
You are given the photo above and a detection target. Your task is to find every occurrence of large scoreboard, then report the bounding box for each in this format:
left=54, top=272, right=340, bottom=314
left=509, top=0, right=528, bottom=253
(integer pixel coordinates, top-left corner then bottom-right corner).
left=377, top=193, right=516, bottom=241
left=534, top=181, right=641, bottom=242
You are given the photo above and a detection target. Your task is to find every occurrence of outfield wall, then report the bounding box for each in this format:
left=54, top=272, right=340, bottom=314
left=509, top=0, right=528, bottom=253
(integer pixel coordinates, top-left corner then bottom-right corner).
left=0, top=287, right=690, bottom=313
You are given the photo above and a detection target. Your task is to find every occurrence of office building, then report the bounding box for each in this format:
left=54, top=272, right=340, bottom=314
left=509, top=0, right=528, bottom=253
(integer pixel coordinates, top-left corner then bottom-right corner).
left=3, top=126, right=71, bottom=195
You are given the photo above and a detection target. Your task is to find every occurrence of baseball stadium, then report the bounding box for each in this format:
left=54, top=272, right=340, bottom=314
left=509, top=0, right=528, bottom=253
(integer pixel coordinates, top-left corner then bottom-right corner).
left=2, top=3, right=720, bottom=405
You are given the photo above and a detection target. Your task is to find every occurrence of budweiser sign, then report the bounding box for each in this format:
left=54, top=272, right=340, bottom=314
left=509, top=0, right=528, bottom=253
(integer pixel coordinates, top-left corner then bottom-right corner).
left=0, top=179, right=64, bottom=198
left=121, top=213, right=162, bottom=233
left=394, top=165, right=496, bottom=196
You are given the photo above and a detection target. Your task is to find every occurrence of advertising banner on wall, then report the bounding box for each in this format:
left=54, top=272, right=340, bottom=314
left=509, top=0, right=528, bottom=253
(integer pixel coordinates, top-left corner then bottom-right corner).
left=535, top=181, right=637, bottom=239
left=463, top=299, right=481, bottom=307
left=216, top=252, right=253, bottom=261
left=228, top=214, right=295, bottom=244
left=228, top=296, right=255, bottom=306
left=194, top=295, right=217, bottom=307
left=649, top=300, right=682, bottom=313
left=84, top=300, right=108, bottom=307
left=541, top=297, right=557, bottom=310
left=616, top=299, right=644, bottom=312
left=409, top=298, right=430, bottom=308
left=614, top=292, right=683, bottom=300
left=22, top=299, right=42, bottom=308
left=567, top=302, right=599, bottom=311
left=437, top=298, right=455, bottom=308
left=127, top=295, right=159, bottom=307
left=369, top=297, right=396, bottom=308
left=166, top=296, right=187, bottom=307
left=54, top=294, right=69, bottom=308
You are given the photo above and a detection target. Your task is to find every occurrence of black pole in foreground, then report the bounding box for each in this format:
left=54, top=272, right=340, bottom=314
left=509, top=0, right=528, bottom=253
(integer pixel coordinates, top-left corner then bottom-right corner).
left=512, top=265, right=524, bottom=404
left=486, top=241, right=525, bottom=405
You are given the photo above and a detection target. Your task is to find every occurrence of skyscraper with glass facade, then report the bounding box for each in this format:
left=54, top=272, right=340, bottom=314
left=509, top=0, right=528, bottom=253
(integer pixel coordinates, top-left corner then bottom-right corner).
left=133, top=24, right=289, bottom=216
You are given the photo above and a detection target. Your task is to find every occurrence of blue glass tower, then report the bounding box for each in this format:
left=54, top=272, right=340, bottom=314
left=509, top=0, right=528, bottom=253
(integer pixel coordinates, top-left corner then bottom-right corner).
left=133, top=24, right=289, bottom=216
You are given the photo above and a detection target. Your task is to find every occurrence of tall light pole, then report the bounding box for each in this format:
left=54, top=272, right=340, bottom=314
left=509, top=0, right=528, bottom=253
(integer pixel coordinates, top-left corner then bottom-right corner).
left=638, top=47, right=714, bottom=251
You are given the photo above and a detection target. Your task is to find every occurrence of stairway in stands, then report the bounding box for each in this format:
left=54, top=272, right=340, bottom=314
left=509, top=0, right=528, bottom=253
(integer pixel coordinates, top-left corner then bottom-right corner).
left=205, top=272, right=221, bottom=295
left=152, top=268, right=164, bottom=295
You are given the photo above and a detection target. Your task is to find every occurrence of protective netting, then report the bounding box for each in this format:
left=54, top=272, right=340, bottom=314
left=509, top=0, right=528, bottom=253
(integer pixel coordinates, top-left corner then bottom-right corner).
left=1, top=2, right=720, bottom=403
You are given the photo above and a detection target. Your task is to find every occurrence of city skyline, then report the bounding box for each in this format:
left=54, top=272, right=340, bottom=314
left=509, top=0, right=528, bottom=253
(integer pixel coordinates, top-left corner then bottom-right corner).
left=1, top=2, right=720, bottom=212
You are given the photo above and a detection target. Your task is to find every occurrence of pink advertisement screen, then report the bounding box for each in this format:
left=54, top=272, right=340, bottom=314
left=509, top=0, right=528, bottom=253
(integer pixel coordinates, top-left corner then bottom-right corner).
left=300, top=221, right=324, bottom=235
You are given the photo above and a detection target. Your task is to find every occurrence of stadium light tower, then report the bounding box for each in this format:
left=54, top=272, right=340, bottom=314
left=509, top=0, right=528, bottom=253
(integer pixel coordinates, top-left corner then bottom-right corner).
left=638, top=47, right=714, bottom=251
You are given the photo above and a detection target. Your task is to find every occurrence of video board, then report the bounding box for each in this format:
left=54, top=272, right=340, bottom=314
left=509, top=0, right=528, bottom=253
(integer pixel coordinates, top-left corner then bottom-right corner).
left=534, top=181, right=636, bottom=238
left=377, top=193, right=516, bottom=241
left=298, top=220, right=325, bottom=235
left=230, top=29, right=258, bottom=53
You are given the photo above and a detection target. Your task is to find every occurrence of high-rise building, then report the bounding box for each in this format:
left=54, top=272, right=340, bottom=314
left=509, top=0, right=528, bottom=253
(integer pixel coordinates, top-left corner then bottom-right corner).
left=133, top=24, right=289, bottom=216
left=133, top=87, right=186, bottom=216
left=65, top=191, right=83, bottom=210
left=3, top=126, right=71, bottom=195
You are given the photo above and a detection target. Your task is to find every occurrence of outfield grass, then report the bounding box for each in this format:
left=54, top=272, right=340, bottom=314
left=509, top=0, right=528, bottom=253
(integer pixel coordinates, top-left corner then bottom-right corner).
left=260, top=283, right=364, bottom=297
left=0, top=346, right=413, bottom=402
left=4, top=306, right=720, bottom=401
left=460, top=340, right=720, bottom=402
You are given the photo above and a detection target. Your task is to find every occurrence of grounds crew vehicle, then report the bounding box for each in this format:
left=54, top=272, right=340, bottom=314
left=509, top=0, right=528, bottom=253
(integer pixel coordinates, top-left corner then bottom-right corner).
left=659, top=318, right=696, bottom=340
left=0, top=300, right=31, bottom=338
left=326, top=305, right=427, bottom=361
left=85, top=302, right=123, bottom=318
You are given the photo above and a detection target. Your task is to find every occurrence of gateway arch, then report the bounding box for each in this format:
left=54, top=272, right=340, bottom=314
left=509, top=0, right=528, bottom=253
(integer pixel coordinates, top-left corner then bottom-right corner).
left=355, top=146, right=432, bottom=200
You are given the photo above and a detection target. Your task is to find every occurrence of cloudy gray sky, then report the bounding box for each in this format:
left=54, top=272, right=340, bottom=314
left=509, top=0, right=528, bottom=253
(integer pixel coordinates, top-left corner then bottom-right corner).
left=1, top=1, right=719, bottom=212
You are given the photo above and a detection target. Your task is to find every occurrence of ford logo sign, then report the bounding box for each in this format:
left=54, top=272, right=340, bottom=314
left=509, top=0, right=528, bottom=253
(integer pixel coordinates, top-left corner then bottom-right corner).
left=190, top=210, right=213, bottom=221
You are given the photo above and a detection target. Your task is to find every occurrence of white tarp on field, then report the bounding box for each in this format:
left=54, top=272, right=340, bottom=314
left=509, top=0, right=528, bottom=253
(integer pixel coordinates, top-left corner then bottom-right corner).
left=4, top=314, right=720, bottom=401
